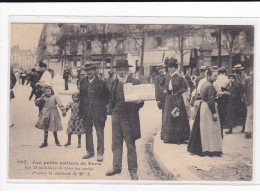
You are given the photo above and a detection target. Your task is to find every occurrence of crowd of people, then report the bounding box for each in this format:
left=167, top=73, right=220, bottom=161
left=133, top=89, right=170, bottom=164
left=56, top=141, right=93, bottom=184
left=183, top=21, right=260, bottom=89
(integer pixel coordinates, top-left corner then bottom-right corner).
left=9, top=57, right=253, bottom=180
left=155, top=58, right=253, bottom=157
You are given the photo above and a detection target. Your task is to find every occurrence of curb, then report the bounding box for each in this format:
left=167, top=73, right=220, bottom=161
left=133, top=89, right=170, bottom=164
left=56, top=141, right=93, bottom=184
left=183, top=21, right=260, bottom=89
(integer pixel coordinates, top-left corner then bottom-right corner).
left=152, top=133, right=175, bottom=180
left=152, top=132, right=201, bottom=181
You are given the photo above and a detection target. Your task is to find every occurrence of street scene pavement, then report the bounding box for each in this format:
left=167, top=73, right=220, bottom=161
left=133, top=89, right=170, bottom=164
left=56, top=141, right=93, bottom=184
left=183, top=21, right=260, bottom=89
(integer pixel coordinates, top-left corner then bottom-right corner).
left=9, top=81, right=163, bottom=181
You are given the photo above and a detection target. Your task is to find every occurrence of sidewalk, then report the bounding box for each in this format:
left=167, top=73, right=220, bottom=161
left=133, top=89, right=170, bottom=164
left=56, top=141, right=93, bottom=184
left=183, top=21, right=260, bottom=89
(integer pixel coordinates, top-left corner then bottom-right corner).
left=153, top=126, right=253, bottom=181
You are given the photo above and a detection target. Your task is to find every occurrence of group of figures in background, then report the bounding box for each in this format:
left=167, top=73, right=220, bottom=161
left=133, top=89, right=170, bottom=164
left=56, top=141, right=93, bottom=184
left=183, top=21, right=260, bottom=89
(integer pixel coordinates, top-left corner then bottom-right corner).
left=155, top=58, right=253, bottom=157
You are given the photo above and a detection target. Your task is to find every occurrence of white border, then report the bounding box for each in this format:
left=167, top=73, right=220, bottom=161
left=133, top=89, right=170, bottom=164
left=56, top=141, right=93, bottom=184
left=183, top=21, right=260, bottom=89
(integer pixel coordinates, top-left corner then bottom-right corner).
left=1, top=2, right=260, bottom=191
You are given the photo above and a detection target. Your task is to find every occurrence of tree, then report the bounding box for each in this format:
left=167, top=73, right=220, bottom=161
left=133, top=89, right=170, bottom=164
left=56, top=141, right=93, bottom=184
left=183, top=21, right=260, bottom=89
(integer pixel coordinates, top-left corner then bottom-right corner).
left=221, top=25, right=253, bottom=73
left=164, top=25, right=197, bottom=72
left=126, top=24, right=148, bottom=76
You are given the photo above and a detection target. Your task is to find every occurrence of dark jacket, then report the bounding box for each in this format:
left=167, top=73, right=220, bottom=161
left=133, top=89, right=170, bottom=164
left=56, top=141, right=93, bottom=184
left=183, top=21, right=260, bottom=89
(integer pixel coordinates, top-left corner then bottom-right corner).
left=155, top=74, right=167, bottom=104
left=27, top=72, right=41, bottom=87
left=63, top=69, right=70, bottom=80
left=109, top=76, right=144, bottom=140
left=79, top=75, right=110, bottom=120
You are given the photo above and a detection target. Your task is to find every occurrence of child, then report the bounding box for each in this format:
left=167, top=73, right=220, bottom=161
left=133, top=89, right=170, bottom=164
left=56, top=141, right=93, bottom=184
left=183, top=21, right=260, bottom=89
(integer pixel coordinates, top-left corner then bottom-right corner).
left=35, top=86, right=66, bottom=148
left=64, top=92, right=85, bottom=148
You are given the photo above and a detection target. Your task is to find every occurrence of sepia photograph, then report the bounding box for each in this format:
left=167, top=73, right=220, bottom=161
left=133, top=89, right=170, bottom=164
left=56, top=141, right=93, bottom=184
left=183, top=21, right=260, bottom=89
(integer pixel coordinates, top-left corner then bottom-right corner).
left=8, top=22, right=254, bottom=182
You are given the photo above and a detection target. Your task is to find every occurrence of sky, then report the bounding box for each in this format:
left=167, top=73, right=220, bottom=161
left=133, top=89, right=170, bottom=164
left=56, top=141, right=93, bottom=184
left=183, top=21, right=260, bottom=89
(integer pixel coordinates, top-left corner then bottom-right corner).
left=11, top=23, right=43, bottom=52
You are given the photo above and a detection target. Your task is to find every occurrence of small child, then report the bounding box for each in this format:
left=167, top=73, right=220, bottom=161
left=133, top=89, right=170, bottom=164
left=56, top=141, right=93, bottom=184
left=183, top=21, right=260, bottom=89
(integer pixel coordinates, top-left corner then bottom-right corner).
left=64, top=92, right=85, bottom=148
left=35, top=86, right=66, bottom=148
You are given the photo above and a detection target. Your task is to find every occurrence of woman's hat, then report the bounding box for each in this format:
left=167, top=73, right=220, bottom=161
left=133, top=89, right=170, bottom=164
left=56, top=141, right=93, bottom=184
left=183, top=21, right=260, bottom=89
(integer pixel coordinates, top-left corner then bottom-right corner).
left=228, top=74, right=236, bottom=79
left=167, top=58, right=178, bottom=68
left=112, top=59, right=132, bottom=68
left=232, top=64, right=244, bottom=71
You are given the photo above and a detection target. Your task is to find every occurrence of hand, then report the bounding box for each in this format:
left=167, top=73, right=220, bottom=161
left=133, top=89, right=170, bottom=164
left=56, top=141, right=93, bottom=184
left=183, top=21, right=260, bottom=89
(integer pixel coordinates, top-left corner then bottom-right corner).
left=213, top=113, right=218, bottom=121
left=163, top=90, right=168, bottom=94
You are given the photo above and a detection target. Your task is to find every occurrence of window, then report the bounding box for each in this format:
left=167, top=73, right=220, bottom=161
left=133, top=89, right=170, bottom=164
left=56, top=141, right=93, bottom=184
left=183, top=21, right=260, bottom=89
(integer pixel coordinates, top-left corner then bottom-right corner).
left=87, top=40, right=92, bottom=50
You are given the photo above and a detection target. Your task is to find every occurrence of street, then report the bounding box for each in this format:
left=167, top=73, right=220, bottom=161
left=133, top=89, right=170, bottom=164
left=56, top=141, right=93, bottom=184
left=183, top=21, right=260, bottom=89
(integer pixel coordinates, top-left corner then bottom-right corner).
left=9, top=82, right=163, bottom=181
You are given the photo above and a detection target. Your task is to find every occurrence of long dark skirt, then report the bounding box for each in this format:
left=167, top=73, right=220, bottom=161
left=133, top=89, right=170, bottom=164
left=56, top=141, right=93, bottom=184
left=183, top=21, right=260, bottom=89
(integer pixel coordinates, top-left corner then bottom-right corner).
left=162, top=94, right=190, bottom=144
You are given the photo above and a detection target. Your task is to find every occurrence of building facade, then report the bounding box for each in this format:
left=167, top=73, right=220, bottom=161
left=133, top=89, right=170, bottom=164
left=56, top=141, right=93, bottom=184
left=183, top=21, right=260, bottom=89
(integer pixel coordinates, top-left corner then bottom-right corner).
left=10, top=45, right=37, bottom=70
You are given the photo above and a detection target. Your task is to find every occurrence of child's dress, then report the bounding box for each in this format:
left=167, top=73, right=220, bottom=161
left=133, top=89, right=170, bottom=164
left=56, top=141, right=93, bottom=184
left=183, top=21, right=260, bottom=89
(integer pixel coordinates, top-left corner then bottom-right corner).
left=66, top=102, right=85, bottom=134
left=35, top=95, right=65, bottom=132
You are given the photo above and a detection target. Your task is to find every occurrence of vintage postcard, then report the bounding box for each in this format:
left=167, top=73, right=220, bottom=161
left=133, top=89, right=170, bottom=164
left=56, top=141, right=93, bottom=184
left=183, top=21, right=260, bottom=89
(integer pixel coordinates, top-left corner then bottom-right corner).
left=8, top=21, right=254, bottom=182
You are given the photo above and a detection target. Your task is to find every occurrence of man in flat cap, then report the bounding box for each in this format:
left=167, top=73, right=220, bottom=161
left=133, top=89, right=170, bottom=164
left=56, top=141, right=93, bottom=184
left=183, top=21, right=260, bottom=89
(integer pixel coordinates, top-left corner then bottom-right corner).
left=79, top=62, right=110, bottom=162
left=105, top=59, right=144, bottom=180
left=155, top=63, right=167, bottom=139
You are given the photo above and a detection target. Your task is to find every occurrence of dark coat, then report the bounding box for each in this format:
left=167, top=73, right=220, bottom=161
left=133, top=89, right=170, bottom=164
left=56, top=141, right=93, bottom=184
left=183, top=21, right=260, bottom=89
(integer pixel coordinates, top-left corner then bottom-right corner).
left=63, top=69, right=70, bottom=80
left=155, top=74, right=167, bottom=104
left=10, top=70, right=17, bottom=99
left=109, top=77, right=144, bottom=140
left=79, top=75, right=110, bottom=121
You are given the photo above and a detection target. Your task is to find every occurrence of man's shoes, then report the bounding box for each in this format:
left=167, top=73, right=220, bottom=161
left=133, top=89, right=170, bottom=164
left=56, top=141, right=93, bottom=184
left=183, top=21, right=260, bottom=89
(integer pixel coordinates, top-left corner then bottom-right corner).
left=97, top=154, right=103, bottom=162
left=63, top=142, right=71, bottom=146
left=225, top=129, right=233, bottom=134
left=82, top=153, right=94, bottom=159
left=105, top=169, right=121, bottom=176
left=245, top=133, right=252, bottom=139
left=130, top=172, right=138, bottom=180
left=39, top=142, right=48, bottom=148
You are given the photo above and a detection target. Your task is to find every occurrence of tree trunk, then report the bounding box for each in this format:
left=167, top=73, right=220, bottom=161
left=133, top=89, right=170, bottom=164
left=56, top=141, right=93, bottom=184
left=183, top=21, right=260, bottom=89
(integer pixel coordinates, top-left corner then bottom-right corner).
left=218, top=26, right=222, bottom=67
left=139, top=28, right=145, bottom=76
left=179, top=33, right=184, bottom=72
left=228, top=53, right=233, bottom=74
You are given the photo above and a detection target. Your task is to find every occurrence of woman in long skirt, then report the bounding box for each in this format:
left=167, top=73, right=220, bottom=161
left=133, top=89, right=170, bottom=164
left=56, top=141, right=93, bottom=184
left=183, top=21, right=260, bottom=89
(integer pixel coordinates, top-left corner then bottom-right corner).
left=188, top=68, right=222, bottom=156
left=162, top=58, right=190, bottom=144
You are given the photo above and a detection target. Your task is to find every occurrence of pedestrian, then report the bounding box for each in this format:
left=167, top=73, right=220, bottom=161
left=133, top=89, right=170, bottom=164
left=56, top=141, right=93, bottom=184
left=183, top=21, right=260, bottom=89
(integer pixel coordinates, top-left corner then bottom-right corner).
left=244, top=68, right=253, bottom=139
left=232, top=64, right=247, bottom=132
left=225, top=74, right=246, bottom=134
left=188, top=67, right=222, bottom=157
left=35, top=86, right=66, bottom=148
left=79, top=62, right=110, bottom=162
left=20, top=70, right=27, bottom=85
left=164, top=57, right=169, bottom=66
left=214, top=67, right=229, bottom=132
left=10, top=66, right=17, bottom=127
left=63, top=66, right=70, bottom=90
left=27, top=68, right=41, bottom=101
left=154, top=63, right=167, bottom=139
left=161, top=58, right=190, bottom=144
left=105, top=59, right=144, bottom=180
left=63, top=92, right=85, bottom=148
left=37, top=62, right=53, bottom=88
